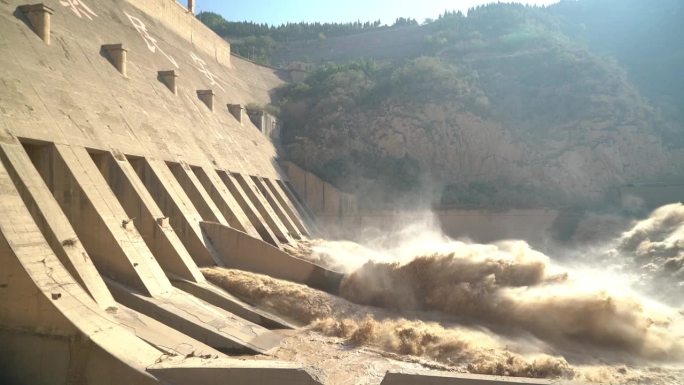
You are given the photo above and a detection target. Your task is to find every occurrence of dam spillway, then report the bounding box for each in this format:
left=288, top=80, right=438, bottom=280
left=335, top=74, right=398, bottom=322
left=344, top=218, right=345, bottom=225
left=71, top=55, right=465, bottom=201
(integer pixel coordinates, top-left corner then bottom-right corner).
left=0, top=1, right=555, bottom=384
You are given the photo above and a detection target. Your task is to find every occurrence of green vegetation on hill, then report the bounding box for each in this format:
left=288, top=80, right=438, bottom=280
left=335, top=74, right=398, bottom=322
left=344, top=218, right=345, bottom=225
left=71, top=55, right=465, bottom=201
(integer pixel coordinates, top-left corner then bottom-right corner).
left=199, top=1, right=683, bottom=208
left=270, top=2, right=678, bottom=208
left=197, top=12, right=384, bottom=41
left=197, top=12, right=418, bottom=64
left=276, top=57, right=485, bottom=206
left=550, top=0, right=684, bottom=146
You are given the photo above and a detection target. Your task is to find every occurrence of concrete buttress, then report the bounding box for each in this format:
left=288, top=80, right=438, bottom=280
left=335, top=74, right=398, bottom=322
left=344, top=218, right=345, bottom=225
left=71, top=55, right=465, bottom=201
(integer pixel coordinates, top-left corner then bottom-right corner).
left=0, top=142, right=116, bottom=308
left=232, top=173, right=295, bottom=244
left=218, top=170, right=282, bottom=246
left=167, top=161, right=228, bottom=225
left=191, top=165, right=261, bottom=239
left=263, top=177, right=311, bottom=237
left=128, top=157, right=221, bottom=267
left=252, top=175, right=304, bottom=240
left=90, top=151, right=205, bottom=283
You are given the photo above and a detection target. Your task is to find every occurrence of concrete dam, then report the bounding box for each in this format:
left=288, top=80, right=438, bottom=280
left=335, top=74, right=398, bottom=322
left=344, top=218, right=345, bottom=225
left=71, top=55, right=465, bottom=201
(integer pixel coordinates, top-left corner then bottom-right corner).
left=0, top=1, right=560, bottom=384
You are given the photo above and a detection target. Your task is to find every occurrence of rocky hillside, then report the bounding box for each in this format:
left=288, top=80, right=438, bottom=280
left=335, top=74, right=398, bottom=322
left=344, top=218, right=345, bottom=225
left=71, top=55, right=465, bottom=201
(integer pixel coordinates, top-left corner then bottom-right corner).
left=199, top=1, right=683, bottom=209
left=268, top=2, right=683, bottom=208
left=550, top=0, right=684, bottom=147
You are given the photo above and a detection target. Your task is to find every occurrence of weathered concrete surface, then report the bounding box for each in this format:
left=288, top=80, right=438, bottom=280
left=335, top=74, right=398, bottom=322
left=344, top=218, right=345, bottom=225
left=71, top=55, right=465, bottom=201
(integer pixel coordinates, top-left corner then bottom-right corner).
left=253, top=175, right=304, bottom=240
left=0, top=142, right=116, bottom=308
left=172, top=278, right=294, bottom=329
left=0, top=144, right=330, bottom=385
left=126, top=0, right=232, bottom=67
left=380, top=371, right=551, bottom=385
left=192, top=165, right=261, bottom=239
left=168, top=161, right=228, bottom=225
left=232, top=173, right=294, bottom=244
left=263, top=177, right=311, bottom=237
left=110, top=304, right=224, bottom=358
left=128, top=157, right=221, bottom=267
left=25, top=142, right=172, bottom=297
left=218, top=170, right=282, bottom=246
left=0, top=0, right=284, bottom=178
left=148, top=359, right=324, bottom=385
left=201, top=221, right=343, bottom=293
left=19, top=142, right=283, bottom=355
left=0, top=161, right=162, bottom=385
left=107, top=280, right=282, bottom=354
left=17, top=3, right=54, bottom=45
left=92, top=151, right=205, bottom=283
left=278, top=179, right=322, bottom=235
left=281, top=161, right=357, bottom=218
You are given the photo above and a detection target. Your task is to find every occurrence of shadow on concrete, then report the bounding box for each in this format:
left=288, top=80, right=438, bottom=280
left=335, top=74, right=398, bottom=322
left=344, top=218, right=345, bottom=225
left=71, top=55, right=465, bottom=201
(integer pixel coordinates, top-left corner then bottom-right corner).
left=98, top=46, right=116, bottom=71
left=13, top=7, right=34, bottom=35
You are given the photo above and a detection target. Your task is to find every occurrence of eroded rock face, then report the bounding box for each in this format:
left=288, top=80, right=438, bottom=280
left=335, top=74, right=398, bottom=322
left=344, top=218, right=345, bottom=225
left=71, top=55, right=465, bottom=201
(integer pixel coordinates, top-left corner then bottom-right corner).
left=274, top=6, right=681, bottom=208
left=281, top=76, right=671, bottom=207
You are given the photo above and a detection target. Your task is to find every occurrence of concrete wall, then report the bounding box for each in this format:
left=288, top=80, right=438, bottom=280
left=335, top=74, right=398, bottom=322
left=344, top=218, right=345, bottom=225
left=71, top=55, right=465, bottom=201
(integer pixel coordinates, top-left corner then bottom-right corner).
left=281, top=161, right=357, bottom=217
left=148, top=359, right=323, bottom=385
left=280, top=163, right=560, bottom=244
left=126, top=0, right=232, bottom=67
left=91, top=152, right=205, bottom=283
left=279, top=162, right=558, bottom=244
left=0, top=158, right=164, bottom=385
left=0, top=138, right=324, bottom=382
left=436, top=208, right=560, bottom=244
left=0, top=0, right=285, bottom=179
left=201, top=221, right=343, bottom=293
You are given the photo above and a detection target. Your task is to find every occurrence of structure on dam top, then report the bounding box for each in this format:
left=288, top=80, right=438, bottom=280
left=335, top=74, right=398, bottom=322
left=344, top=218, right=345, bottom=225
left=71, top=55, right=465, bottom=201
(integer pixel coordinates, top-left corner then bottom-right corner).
left=0, top=1, right=550, bottom=384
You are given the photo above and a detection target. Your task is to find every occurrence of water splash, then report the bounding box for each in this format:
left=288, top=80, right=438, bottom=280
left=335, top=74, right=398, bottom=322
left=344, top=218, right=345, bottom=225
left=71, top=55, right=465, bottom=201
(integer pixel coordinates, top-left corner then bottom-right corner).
left=204, top=205, right=684, bottom=382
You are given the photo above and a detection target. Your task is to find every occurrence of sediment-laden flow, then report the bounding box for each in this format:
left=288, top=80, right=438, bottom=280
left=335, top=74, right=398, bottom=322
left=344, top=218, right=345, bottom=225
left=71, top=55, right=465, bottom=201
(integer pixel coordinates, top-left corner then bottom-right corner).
left=613, top=203, right=684, bottom=304
left=204, top=259, right=683, bottom=383
left=340, top=241, right=684, bottom=362
left=205, top=205, right=684, bottom=383
left=203, top=267, right=574, bottom=379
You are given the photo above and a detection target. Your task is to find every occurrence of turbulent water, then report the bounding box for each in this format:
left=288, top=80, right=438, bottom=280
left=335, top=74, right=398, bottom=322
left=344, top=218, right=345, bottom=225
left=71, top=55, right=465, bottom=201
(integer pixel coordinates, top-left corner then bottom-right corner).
left=340, top=243, right=683, bottom=362
left=204, top=204, right=684, bottom=384
left=614, top=203, right=684, bottom=303
left=203, top=267, right=577, bottom=378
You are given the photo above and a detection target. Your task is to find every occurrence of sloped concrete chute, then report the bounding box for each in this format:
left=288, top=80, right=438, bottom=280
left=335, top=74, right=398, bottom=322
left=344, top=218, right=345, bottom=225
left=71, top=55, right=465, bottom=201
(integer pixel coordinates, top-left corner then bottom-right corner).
left=200, top=221, right=343, bottom=294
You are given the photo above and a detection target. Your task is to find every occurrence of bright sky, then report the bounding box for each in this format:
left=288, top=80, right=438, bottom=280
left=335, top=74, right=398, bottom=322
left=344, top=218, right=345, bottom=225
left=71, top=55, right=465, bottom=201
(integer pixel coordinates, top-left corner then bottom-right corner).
left=186, top=0, right=560, bottom=25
